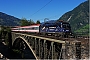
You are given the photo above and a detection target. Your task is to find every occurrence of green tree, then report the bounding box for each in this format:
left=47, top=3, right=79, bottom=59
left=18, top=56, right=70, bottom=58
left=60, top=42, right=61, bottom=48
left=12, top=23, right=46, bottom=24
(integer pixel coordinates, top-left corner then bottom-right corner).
left=36, top=20, right=40, bottom=24
left=28, top=19, right=35, bottom=25
left=20, top=18, right=29, bottom=26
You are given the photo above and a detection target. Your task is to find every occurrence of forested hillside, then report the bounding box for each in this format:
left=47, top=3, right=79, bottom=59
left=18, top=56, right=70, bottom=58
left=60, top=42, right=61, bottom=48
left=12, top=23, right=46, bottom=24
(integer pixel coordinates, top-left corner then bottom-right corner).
left=0, top=12, right=20, bottom=26
left=58, top=1, right=89, bottom=35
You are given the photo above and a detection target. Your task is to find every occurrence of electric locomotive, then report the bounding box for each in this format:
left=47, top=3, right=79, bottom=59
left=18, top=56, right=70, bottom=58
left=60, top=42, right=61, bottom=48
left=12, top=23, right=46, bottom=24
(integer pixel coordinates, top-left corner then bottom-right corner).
left=39, top=20, right=72, bottom=37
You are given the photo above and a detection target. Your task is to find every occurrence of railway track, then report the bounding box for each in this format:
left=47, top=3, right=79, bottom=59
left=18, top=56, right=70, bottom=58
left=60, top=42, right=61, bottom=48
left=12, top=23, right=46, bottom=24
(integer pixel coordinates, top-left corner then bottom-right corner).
left=31, top=33, right=89, bottom=41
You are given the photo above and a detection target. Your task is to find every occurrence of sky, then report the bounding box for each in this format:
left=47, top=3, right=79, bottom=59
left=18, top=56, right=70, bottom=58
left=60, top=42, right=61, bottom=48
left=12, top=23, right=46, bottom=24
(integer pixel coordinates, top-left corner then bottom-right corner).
left=0, top=0, right=87, bottom=22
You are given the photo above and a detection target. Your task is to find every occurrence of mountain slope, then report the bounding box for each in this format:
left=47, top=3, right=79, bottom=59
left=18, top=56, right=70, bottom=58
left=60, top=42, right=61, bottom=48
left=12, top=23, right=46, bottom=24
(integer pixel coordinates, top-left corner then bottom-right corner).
left=58, top=1, right=89, bottom=34
left=0, top=12, right=20, bottom=26
left=75, top=24, right=89, bottom=35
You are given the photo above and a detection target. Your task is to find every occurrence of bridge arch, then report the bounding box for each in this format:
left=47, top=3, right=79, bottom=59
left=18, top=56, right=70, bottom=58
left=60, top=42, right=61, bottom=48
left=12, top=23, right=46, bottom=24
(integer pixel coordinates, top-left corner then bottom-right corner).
left=12, top=36, right=36, bottom=59
left=13, top=36, right=30, bottom=49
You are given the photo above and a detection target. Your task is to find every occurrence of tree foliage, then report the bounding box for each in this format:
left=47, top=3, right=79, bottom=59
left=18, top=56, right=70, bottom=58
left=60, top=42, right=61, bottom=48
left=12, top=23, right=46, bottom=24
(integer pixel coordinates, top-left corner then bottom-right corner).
left=28, top=19, right=35, bottom=25
left=36, top=20, right=40, bottom=24
left=20, top=18, right=40, bottom=26
left=0, top=26, right=12, bottom=46
left=20, top=18, right=29, bottom=26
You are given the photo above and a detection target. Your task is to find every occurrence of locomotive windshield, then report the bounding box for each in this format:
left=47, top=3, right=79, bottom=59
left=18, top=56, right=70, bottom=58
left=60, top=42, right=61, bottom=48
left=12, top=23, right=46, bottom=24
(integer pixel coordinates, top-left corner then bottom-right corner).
left=62, top=23, right=71, bottom=29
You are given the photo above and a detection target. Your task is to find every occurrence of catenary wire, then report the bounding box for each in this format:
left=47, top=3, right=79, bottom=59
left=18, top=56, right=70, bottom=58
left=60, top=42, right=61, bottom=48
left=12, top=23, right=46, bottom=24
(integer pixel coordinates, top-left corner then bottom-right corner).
left=30, top=0, right=52, bottom=17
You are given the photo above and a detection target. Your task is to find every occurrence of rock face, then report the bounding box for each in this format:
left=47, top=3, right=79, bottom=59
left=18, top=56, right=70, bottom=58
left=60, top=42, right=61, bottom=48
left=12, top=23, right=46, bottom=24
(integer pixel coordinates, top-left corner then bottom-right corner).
left=0, top=12, right=20, bottom=26
left=64, top=38, right=89, bottom=59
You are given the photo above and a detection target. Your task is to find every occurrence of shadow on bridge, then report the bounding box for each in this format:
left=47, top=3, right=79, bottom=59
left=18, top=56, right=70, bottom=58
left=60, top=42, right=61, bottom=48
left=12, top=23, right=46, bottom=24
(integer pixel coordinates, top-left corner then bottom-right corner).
left=12, top=38, right=35, bottom=59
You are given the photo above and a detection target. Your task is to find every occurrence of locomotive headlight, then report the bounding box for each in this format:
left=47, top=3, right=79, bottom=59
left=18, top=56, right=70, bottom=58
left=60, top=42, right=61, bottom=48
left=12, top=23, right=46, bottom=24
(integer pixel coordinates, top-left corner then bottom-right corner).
left=63, top=30, right=64, bottom=32
left=66, top=30, right=69, bottom=31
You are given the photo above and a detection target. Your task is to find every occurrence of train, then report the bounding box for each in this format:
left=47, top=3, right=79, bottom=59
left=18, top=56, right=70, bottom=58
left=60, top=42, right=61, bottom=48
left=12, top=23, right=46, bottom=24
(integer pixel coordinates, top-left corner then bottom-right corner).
left=11, top=20, right=72, bottom=37
left=11, top=24, right=40, bottom=33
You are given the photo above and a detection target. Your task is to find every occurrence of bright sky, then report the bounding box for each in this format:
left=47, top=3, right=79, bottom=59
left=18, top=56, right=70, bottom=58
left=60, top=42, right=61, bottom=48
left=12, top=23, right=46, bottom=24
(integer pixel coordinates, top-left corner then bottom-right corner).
left=0, top=0, right=86, bottom=22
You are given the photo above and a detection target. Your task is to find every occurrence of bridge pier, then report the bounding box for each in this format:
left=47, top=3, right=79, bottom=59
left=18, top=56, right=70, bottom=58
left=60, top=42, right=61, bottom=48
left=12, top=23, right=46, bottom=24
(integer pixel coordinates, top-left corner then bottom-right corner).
left=39, top=39, right=41, bottom=59
left=51, top=42, right=54, bottom=59
left=43, top=40, right=47, bottom=59
left=61, top=43, right=65, bottom=59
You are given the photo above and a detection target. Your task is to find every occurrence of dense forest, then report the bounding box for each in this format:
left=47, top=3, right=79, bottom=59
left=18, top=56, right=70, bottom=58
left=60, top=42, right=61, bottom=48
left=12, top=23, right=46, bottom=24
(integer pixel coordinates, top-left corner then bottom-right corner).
left=0, top=12, right=20, bottom=26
